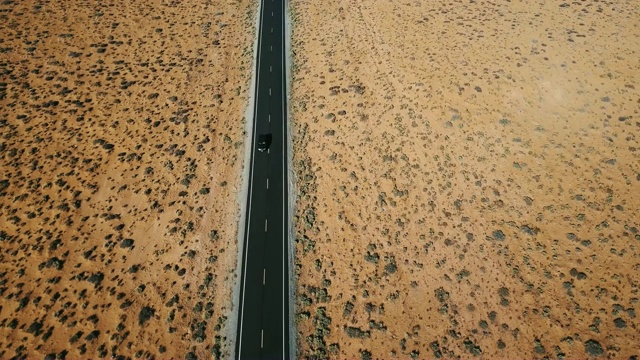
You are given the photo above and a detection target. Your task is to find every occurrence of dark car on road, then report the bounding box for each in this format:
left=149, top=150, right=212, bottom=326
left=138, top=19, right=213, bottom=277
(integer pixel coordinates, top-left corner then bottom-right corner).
left=257, top=133, right=272, bottom=152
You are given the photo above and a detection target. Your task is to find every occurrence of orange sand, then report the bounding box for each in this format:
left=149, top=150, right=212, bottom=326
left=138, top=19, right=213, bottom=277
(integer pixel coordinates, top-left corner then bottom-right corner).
left=0, top=0, right=255, bottom=358
left=289, top=0, right=639, bottom=358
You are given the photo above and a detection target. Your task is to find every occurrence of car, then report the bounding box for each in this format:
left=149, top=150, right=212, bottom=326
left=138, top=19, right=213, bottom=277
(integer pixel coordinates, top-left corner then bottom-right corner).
left=257, top=133, right=272, bottom=152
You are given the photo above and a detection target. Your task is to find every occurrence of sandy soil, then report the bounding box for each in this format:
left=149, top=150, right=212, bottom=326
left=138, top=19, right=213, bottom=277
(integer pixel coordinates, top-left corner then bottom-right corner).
left=0, top=0, right=255, bottom=358
left=289, top=0, right=639, bottom=358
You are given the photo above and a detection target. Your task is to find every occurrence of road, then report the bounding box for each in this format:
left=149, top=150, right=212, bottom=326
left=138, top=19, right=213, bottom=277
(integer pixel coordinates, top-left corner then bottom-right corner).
left=235, top=0, right=290, bottom=358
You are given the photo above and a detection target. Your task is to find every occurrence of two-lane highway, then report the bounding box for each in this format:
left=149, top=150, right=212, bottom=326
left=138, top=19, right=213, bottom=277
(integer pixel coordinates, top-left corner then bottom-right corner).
left=236, top=0, right=290, bottom=358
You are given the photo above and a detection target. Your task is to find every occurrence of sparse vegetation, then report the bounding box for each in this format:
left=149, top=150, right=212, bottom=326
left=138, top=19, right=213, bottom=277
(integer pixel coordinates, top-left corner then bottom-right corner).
left=584, top=339, right=604, bottom=357
left=0, top=0, right=257, bottom=357
left=291, top=0, right=640, bottom=358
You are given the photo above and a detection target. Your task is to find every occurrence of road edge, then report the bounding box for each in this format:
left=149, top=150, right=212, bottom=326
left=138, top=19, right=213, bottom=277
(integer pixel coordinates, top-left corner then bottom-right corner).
left=284, top=0, right=297, bottom=358
left=228, top=0, right=262, bottom=358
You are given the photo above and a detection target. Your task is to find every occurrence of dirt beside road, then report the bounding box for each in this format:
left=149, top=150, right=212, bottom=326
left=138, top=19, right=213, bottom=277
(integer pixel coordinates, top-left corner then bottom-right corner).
left=289, top=0, right=639, bottom=358
left=0, top=0, right=255, bottom=358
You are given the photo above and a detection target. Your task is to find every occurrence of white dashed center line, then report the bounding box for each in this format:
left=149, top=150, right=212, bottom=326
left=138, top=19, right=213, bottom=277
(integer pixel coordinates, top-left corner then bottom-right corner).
left=263, top=268, right=266, bottom=284
left=265, top=219, right=268, bottom=232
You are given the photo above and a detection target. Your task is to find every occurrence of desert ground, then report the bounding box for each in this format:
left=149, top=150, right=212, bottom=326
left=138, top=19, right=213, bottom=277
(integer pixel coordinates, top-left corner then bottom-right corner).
left=290, top=0, right=639, bottom=358
left=0, top=0, right=255, bottom=358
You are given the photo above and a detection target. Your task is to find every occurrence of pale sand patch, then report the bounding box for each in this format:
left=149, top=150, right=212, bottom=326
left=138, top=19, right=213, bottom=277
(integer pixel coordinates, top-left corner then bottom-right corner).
left=290, top=0, right=639, bottom=358
left=0, top=0, right=256, bottom=358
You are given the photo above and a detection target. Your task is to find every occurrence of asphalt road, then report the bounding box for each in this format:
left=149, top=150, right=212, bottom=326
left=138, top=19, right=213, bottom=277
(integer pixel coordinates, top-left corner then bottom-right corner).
left=235, top=0, right=290, bottom=358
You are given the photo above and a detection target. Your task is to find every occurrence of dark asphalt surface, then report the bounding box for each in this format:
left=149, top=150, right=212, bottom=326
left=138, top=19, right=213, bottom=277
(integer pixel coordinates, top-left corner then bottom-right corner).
left=236, top=0, right=290, bottom=358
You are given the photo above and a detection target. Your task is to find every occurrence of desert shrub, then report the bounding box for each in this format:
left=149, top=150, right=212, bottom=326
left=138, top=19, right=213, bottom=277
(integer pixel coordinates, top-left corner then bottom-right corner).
left=139, top=306, right=155, bottom=326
